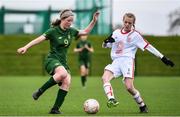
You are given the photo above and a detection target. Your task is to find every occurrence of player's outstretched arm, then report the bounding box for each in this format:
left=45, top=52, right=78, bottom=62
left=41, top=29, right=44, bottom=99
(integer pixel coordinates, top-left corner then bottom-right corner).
left=146, top=44, right=174, bottom=67
left=17, top=35, right=46, bottom=54
left=79, top=11, right=100, bottom=35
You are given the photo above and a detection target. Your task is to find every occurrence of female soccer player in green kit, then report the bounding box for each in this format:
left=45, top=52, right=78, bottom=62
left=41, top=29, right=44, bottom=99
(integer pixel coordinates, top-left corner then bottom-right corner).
left=17, top=9, right=99, bottom=114
left=74, top=35, right=94, bottom=87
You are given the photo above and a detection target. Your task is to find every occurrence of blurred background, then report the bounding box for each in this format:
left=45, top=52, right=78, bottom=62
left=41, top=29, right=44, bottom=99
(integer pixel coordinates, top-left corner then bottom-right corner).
left=0, top=0, right=180, bottom=76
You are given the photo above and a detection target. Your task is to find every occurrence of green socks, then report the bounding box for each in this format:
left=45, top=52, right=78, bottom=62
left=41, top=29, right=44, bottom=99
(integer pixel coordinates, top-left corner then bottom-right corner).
left=81, top=76, right=86, bottom=87
left=53, top=89, right=68, bottom=109
left=39, top=77, right=68, bottom=110
left=38, top=77, right=68, bottom=110
left=40, top=77, right=57, bottom=93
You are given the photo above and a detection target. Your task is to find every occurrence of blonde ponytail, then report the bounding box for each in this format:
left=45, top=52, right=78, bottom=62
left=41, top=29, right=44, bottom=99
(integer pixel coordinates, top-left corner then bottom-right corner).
left=51, top=19, right=61, bottom=27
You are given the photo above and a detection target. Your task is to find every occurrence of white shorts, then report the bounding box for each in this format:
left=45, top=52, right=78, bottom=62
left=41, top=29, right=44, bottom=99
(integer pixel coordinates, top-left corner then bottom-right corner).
left=105, top=57, right=135, bottom=79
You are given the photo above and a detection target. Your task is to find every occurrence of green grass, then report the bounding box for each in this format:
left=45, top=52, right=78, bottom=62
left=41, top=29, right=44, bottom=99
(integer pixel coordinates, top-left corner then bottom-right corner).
left=0, top=76, right=180, bottom=116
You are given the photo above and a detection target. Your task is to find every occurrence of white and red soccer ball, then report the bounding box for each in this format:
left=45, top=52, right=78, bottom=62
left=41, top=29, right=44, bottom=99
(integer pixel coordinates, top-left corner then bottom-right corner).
left=83, top=99, right=100, bottom=114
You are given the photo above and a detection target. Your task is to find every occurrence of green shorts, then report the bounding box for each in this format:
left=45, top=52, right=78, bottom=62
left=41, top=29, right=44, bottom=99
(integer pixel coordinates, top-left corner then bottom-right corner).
left=44, top=58, right=69, bottom=75
left=79, top=59, right=90, bottom=68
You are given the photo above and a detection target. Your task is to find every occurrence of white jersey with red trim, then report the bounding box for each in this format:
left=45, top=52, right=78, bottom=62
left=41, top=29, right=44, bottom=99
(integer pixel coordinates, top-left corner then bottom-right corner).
left=109, top=28, right=149, bottom=60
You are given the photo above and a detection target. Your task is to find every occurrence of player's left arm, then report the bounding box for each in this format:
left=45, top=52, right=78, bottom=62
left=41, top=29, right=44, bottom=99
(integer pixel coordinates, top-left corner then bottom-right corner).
left=134, top=33, right=174, bottom=67
left=145, top=44, right=175, bottom=67
left=85, top=44, right=94, bottom=53
left=74, top=43, right=84, bottom=53
left=78, top=11, right=100, bottom=35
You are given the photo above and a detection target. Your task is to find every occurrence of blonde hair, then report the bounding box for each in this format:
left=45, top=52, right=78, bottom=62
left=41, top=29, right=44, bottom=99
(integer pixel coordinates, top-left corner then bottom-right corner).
left=123, top=13, right=136, bottom=28
left=51, top=9, right=74, bottom=27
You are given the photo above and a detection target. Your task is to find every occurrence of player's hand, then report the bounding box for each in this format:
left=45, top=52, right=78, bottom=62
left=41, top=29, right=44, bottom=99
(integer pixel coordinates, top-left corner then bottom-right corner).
left=17, top=47, right=27, bottom=54
left=79, top=47, right=84, bottom=52
left=84, top=44, right=89, bottom=49
left=161, top=56, right=174, bottom=67
left=104, top=37, right=115, bottom=43
left=93, top=11, right=100, bottom=22
left=104, top=34, right=115, bottom=43
left=102, top=42, right=107, bottom=48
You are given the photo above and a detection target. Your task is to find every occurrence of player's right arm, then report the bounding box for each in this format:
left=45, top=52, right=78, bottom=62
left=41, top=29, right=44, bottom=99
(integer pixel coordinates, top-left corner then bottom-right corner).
left=74, top=47, right=84, bottom=53
left=102, top=34, right=115, bottom=48
left=17, top=35, right=46, bottom=54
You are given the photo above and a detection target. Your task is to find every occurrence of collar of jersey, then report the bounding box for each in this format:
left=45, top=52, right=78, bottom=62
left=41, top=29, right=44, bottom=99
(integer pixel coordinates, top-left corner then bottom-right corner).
left=56, top=26, right=69, bottom=34
left=80, top=40, right=87, bottom=43
left=120, top=28, right=131, bottom=34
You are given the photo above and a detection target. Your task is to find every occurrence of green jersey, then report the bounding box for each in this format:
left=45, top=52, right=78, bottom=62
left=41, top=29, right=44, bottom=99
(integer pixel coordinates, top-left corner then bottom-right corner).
left=43, top=26, right=79, bottom=74
left=76, top=40, right=92, bottom=60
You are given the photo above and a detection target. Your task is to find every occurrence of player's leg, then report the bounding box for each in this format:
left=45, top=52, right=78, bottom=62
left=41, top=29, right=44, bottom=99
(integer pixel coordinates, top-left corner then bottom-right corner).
left=49, top=70, right=71, bottom=114
left=102, top=69, right=119, bottom=108
left=82, top=61, right=90, bottom=87
left=32, top=59, right=63, bottom=100
left=124, top=78, right=148, bottom=113
left=32, top=66, right=67, bottom=100
left=121, top=57, right=148, bottom=113
left=80, top=64, right=87, bottom=87
left=32, top=76, right=57, bottom=100
left=85, top=67, right=89, bottom=84
left=86, top=67, right=89, bottom=76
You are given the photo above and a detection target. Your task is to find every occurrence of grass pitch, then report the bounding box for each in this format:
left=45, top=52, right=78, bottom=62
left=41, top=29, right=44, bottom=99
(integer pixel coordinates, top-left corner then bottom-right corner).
left=0, top=76, right=180, bottom=116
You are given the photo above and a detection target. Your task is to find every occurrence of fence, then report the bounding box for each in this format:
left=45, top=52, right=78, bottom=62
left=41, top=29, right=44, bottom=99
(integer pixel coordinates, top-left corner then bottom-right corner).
left=0, top=0, right=112, bottom=35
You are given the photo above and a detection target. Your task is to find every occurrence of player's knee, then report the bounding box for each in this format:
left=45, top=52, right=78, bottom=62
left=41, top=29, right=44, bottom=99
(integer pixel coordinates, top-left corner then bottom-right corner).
left=125, top=86, right=134, bottom=93
left=60, top=72, right=68, bottom=79
left=126, top=87, right=132, bottom=92
left=55, top=66, right=68, bottom=79
left=54, top=71, right=68, bottom=81
left=81, top=71, right=86, bottom=76
left=102, top=70, right=113, bottom=83
left=66, top=77, right=71, bottom=85
left=80, top=69, right=86, bottom=75
left=102, top=76, right=109, bottom=84
left=61, top=77, right=71, bottom=90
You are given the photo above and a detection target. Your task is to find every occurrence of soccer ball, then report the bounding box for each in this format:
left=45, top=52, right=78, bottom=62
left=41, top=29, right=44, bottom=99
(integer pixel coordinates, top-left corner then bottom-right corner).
left=83, top=99, right=100, bottom=114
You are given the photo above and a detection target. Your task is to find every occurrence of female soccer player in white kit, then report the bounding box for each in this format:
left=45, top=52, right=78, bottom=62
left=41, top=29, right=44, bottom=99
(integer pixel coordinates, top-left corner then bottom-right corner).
left=102, top=13, right=174, bottom=113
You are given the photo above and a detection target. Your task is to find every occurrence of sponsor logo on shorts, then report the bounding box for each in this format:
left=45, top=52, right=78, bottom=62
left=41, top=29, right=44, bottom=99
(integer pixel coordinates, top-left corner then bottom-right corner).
left=127, top=68, right=130, bottom=75
left=58, top=37, right=62, bottom=40
left=55, top=63, right=60, bottom=66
